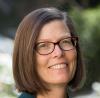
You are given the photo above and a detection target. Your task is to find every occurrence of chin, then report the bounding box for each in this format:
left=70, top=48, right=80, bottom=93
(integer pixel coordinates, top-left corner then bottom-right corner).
left=46, top=78, right=70, bottom=85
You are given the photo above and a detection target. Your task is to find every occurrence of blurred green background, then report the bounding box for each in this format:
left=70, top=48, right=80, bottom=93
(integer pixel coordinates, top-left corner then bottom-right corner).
left=0, top=0, right=100, bottom=98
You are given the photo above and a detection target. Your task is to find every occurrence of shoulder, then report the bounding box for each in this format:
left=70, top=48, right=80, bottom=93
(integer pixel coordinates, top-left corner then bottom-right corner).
left=18, top=92, right=35, bottom=98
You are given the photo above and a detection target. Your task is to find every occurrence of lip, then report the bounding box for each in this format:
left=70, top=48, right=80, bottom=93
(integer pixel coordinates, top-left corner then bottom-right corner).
left=48, top=63, right=68, bottom=68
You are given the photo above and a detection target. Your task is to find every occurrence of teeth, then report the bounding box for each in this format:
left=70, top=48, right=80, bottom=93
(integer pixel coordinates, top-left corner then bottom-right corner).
left=49, top=64, right=67, bottom=69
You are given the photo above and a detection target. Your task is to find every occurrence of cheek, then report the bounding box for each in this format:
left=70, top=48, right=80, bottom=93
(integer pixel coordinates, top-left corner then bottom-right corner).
left=35, top=53, right=49, bottom=70
left=69, top=58, right=77, bottom=81
left=35, top=54, right=52, bottom=82
left=66, top=49, right=77, bottom=80
left=67, top=49, right=77, bottom=61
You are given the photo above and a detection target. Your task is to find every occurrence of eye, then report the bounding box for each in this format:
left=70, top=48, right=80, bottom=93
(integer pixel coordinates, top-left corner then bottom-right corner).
left=61, top=38, right=72, bottom=44
left=36, top=42, right=53, bottom=50
left=37, top=43, right=48, bottom=48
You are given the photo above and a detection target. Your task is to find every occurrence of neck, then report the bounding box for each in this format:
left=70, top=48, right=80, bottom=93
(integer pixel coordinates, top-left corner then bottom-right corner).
left=37, top=85, right=68, bottom=98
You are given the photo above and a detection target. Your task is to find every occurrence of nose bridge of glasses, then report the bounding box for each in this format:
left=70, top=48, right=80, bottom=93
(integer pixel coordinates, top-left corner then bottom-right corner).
left=53, top=41, right=63, bottom=51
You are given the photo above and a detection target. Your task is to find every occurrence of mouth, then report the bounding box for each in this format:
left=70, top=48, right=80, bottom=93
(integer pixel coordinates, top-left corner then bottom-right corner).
left=48, top=63, right=68, bottom=69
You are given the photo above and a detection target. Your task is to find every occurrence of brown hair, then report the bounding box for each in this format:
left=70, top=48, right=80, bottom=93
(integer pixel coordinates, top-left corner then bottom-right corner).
left=13, top=7, right=85, bottom=94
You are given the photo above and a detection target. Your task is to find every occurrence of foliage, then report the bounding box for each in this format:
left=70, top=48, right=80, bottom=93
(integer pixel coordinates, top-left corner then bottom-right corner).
left=0, top=82, right=17, bottom=98
left=0, top=64, right=3, bottom=72
left=70, top=6, right=100, bottom=91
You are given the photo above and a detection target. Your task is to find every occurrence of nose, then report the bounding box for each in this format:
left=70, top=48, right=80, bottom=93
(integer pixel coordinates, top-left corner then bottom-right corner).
left=52, top=44, right=63, bottom=57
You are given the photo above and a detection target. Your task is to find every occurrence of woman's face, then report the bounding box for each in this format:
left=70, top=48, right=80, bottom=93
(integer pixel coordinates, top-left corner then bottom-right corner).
left=35, top=20, right=77, bottom=87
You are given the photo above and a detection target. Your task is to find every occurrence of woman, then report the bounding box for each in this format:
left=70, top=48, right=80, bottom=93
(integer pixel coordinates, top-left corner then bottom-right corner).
left=13, top=7, right=85, bottom=98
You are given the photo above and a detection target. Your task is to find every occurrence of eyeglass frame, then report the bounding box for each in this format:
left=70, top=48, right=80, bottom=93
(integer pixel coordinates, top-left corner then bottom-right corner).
left=34, top=36, right=78, bottom=55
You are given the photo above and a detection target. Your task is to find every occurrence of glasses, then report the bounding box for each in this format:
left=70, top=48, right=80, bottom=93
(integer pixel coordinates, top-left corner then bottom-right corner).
left=35, top=37, right=78, bottom=55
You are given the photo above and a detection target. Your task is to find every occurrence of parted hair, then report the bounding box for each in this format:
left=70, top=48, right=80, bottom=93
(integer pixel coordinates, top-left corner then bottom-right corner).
left=13, top=7, right=85, bottom=94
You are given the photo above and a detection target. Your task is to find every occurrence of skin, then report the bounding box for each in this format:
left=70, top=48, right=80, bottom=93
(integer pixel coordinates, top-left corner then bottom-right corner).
left=35, top=20, right=77, bottom=98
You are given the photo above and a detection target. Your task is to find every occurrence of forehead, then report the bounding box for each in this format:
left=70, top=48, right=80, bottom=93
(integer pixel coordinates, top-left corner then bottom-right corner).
left=37, top=20, right=71, bottom=41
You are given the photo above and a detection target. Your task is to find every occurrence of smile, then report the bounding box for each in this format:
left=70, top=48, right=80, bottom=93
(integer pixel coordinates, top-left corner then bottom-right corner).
left=48, top=64, right=67, bottom=69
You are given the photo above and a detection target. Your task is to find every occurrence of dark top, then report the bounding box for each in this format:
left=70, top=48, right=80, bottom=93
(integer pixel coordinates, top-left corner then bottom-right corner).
left=18, top=92, right=35, bottom=98
left=18, top=92, right=71, bottom=98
